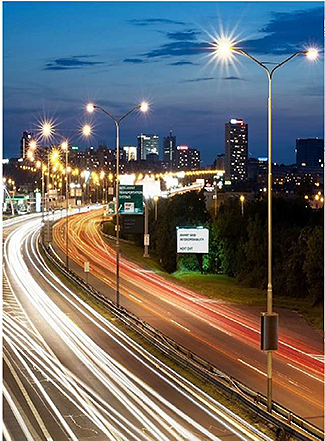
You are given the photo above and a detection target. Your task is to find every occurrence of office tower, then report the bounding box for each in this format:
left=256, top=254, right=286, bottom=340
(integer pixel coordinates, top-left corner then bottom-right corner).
left=137, top=134, right=159, bottom=161
left=20, top=131, right=35, bottom=159
left=295, top=138, right=324, bottom=167
left=163, top=131, right=177, bottom=167
left=176, top=145, right=200, bottom=170
left=225, top=118, right=248, bottom=181
left=123, top=146, right=137, bottom=162
left=215, top=153, right=225, bottom=170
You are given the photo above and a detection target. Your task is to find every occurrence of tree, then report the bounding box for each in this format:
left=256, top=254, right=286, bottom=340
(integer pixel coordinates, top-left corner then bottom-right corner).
left=303, top=226, right=324, bottom=306
left=150, top=191, right=210, bottom=273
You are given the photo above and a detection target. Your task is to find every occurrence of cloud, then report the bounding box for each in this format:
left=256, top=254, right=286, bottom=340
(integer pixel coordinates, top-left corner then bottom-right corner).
left=165, top=30, right=200, bottom=41
left=4, top=107, right=39, bottom=115
left=180, top=77, right=214, bottom=83
left=241, top=7, right=323, bottom=55
left=300, top=84, right=324, bottom=97
left=128, top=18, right=186, bottom=26
left=144, top=41, right=209, bottom=58
left=222, top=76, right=244, bottom=81
left=123, top=58, right=144, bottom=64
left=44, top=55, right=105, bottom=71
left=169, top=61, right=198, bottom=66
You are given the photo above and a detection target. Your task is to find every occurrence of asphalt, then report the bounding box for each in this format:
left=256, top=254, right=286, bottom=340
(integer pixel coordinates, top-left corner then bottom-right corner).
left=51, top=208, right=324, bottom=429
left=3, top=213, right=268, bottom=440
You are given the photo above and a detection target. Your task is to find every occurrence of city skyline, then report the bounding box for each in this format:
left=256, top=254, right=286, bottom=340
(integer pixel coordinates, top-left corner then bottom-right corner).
left=4, top=2, right=323, bottom=165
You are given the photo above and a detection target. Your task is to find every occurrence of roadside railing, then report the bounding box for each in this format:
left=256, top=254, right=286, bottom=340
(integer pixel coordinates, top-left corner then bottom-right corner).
left=42, top=242, right=324, bottom=441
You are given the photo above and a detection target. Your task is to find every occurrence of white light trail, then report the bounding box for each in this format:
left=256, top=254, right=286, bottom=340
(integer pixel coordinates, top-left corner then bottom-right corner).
left=3, top=214, right=272, bottom=441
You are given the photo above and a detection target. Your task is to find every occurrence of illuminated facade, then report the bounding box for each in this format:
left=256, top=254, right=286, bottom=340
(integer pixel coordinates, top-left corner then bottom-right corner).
left=163, top=131, right=177, bottom=168
left=123, top=146, right=137, bottom=162
left=176, top=145, right=200, bottom=170
left=20, top=131, right=35, bottom=159
left=137, top=134, right=159, bottom=161
left=225, top=119, right=248, bottom=181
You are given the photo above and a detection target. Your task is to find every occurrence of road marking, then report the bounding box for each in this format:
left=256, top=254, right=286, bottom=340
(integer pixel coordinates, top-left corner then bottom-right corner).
left=170, top=319, right=190, bottom=333
left=287, top=363, right=324, bottom=383
left=129, top=294, right=142, bottom=303
left=237, top=359, right=267, bottom=377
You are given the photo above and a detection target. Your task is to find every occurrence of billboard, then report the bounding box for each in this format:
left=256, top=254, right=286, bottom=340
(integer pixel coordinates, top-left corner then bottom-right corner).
left=176, top=227, right=209, bottom=254
left=119, top=185, right=143, bottom=214
left=122, top=215, right=144, bottom=234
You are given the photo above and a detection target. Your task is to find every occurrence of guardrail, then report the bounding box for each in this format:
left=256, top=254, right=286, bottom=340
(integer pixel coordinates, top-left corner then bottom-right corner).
left=42, top=242, right=324, bottom=441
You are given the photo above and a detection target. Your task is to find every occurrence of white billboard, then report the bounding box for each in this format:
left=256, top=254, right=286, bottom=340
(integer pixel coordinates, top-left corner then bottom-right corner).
left=177, top=227, right=209, bottom=254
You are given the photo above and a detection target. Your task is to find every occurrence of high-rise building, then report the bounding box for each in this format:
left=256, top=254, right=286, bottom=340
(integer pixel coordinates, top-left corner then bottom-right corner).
left=123, top=146, right=137, bottom=162
left=176, top=145, right=200, bottom=170
left=20, top=131, right=35, bottom=159
left=295, top=138, right=324, bottom=168
left=225, top=118, right=248, bottom=181
left=137, top=134, right=159, bottom=161
left=215, top=154, right=225, bottom=170
left=163, top=131, right=176, bottom=168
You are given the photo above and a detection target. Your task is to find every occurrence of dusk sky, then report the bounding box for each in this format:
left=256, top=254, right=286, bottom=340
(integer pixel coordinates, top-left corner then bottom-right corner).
left=3, top=1, right=324, bottom=165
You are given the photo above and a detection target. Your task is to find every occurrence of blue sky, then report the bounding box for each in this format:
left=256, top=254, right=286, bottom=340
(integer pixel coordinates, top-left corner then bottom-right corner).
left=3, top=1, right=324, bottom=165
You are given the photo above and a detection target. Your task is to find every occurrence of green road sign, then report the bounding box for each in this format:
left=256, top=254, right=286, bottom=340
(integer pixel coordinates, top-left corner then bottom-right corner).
left=107, top=202, right=115, bottom=214
left=119, top=185, right=143, bottom=215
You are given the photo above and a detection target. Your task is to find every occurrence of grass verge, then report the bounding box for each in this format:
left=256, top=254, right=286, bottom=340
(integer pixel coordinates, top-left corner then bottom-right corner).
left=41, top=246, right=278, bottom=439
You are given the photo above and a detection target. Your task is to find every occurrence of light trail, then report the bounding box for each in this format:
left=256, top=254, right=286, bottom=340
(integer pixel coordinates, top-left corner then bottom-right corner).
left=56, top=209, right=324, bottom=377
left=51, top=209, right=324, bottom=418
left=3, top=214, right=272, bottom=440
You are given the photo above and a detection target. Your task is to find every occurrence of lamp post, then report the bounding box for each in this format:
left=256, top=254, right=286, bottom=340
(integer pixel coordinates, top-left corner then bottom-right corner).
left=38, top=122, right=91, bottom=261
left=213, top=40, right=318, bottom=412
left=143, top=198, right=150, bottom=257
left=27, top=141, right=46, bottom=240
left=240, top=195, right=245, bottom=216
left=87, top=101, right=148, bottom=307
left=154, top=195, right=159, bottom=221
left=57, top=126, right=91, bottom=270
left=213, top=180, right=218, bottom=218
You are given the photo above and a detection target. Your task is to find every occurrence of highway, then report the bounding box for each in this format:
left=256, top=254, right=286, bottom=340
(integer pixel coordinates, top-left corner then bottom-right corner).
left=52, top=208, right=324, bottom=429
left=3, top=212, right=271, bottom=440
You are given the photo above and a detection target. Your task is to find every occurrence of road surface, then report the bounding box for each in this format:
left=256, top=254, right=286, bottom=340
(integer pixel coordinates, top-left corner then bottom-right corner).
left=3, top=212, right=270, bottom=440
left=52, top=208, right=324, bottom=429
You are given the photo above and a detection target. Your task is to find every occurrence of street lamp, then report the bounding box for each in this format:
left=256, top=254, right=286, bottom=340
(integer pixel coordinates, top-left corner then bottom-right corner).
left=213, top=38, right=318, bottom=412
left=38, top=121, right=91, bottom=261
left=39, top=121, right=54, bottom=245
left=87, top=101, right=149, bottom=307
left=54, top=125, right=92, bottom=269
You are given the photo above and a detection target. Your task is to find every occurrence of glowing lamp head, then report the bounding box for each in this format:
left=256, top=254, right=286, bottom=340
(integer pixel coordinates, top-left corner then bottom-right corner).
left=216, top=39, right=234, bottom=59
left=82, top=124, right=92, bottom=137
left=86, top=103, right=95, bottom=113
left=29, top=140, right=37, bottom=149
left=42, top=121, right=53, bottom=138
left=50, top=149, right=60, bottom=164
left=306, top=48, right=318, bottom=61
left=240, top=195, right=245, bottom=202
left=140, top=102, right=149, bottom=113
left=61, top=141, right=68, bottom=151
